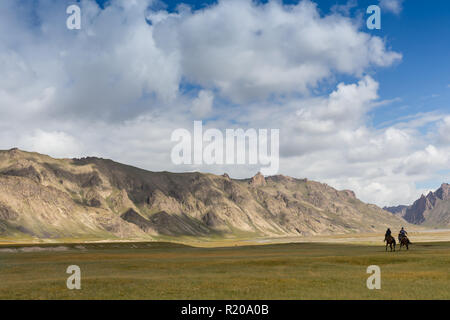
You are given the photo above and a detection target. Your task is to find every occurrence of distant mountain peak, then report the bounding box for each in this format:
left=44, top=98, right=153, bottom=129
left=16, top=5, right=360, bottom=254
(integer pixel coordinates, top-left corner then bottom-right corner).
left=222, top=173, right=231, bottom=180
left=249, top=172, right=266, bottom=186
left=436, top=183, right=450, bottom=201
left=385, top=183, right=450, bottom=227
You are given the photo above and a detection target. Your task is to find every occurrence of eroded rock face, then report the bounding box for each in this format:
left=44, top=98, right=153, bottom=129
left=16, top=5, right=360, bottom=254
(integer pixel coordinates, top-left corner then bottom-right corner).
left=202, top=211, right=223, bottom=228
left=43, top=163, right=102, bottom=188
left=404, top=195, right=429, bottom=224
left=384, top=205, right=408, bottom=217
left=81, top=172, right=102, bottom=188
left=250, top=172, right=266, bottom=187
left=120, top=209, right=154, bottom=233
left=436, top=183, right=450, bottom=201
left=120, top=208, right=211, bottom=236
left=342, top=190, right=356, bottom=199
left=0, top=202, right=18, bottom=221
left=85, top=190, right=103, bottom=208
left=2, top=165, right=41, bottom=183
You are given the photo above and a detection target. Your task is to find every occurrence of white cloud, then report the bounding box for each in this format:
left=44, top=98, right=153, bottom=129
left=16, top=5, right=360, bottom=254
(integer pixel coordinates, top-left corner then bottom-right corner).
left=150, top=0, right=401, bottom=102
left=331, top=0, right=358, bottom=16
left=395, top=145, right=449, bottom=176
left=0, top=0, right=182, bottom=122
left=18, top=130, right=83, bottom=159
left=379, top=0, right=404, bottom=15
left=0, top=0, right=402, bottom=115
left=191, top=90, right=214, bottom=117
left=438, top=116, right=450, bottom=145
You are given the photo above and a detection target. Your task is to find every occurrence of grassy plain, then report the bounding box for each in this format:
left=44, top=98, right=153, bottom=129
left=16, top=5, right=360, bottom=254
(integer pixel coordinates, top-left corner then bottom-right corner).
left=0, top=238, right=449, bottom=300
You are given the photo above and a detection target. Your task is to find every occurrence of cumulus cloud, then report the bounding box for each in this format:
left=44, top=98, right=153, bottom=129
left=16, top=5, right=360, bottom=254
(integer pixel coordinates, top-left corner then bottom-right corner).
left=0, top=0, right=181, bottom=122
left=0, top=0, right=402, bottom=117
left=396, top=145, right=449, bottom=176
left=150, top=0, right=401, bottom=102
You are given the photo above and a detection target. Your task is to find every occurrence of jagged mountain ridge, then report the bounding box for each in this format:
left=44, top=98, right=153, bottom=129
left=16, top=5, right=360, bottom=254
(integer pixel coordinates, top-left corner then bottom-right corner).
left=383, top=205, right=408, bottom=217
left=0, top=148, right=408, bottom=240
left=384, top=183, right=450, bottom=226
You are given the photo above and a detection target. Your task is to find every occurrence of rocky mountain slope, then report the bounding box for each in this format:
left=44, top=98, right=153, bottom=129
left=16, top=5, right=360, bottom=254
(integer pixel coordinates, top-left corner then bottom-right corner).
left=384, top=183, right=450, bottom=227
left=0, top=148, right=409, bottom=240
left=383, top=205, right=408, bottom=217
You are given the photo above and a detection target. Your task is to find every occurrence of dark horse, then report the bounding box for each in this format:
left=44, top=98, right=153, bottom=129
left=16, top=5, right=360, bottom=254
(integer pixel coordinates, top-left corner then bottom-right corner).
left=399, top=234, right=411, bottom=250
left=384, top=234, right=396, bottom=252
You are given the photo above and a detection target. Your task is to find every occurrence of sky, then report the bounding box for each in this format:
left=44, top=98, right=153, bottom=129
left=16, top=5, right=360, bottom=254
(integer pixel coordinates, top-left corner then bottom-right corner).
left=0, top=0, right=449, bottom=206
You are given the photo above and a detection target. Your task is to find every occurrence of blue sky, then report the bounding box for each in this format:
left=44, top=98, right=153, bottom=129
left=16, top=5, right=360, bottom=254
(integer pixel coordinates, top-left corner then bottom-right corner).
left=0, top=0, right=449, bottom=206
left=370, top=0, right=450, bottom=126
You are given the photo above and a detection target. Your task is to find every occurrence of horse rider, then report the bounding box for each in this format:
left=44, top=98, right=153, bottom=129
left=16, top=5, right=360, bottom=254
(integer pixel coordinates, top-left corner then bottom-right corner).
left=399, top=227, right=408, bottom=241
left=385, top=228, right=392, bottom=237
left=385, top=228, right=392, bottom=240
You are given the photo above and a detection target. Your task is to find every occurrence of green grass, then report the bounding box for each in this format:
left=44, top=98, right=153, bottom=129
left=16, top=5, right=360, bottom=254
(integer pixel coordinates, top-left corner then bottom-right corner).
left=0, top=241, right=449, bottom=299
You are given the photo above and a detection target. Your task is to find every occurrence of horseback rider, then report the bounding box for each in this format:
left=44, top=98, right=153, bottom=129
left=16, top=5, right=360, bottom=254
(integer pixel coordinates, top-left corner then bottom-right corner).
left=385, top=228, right=392, bottom=239
left=384, top=228, right=392, bottom=241
left=384, top=228, right=396, bottom=251
left=398, top=227, right=408, bottom=241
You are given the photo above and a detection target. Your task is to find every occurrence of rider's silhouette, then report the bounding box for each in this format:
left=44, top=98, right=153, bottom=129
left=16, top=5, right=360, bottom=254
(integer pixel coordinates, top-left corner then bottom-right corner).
left=385, top=228, right=392, bottom=238
left=399, top=227, right=408, bottom=241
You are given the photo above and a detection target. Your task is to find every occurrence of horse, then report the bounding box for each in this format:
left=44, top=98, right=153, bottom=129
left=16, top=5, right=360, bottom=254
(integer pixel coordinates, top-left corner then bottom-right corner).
left=384, top=234, right=396, bottom=252
left=398, top=235, right=411, bottom=250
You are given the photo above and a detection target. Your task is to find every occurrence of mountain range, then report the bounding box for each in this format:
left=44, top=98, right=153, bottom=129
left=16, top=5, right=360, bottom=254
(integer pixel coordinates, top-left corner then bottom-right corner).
left=0, top=148, right=415, bottom=241
left=384, top=183, right=450, bottom=227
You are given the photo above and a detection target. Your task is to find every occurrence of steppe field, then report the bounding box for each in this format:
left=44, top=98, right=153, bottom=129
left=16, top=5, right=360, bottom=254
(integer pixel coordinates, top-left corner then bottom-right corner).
left=0, top=230, right=449, bottom=300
